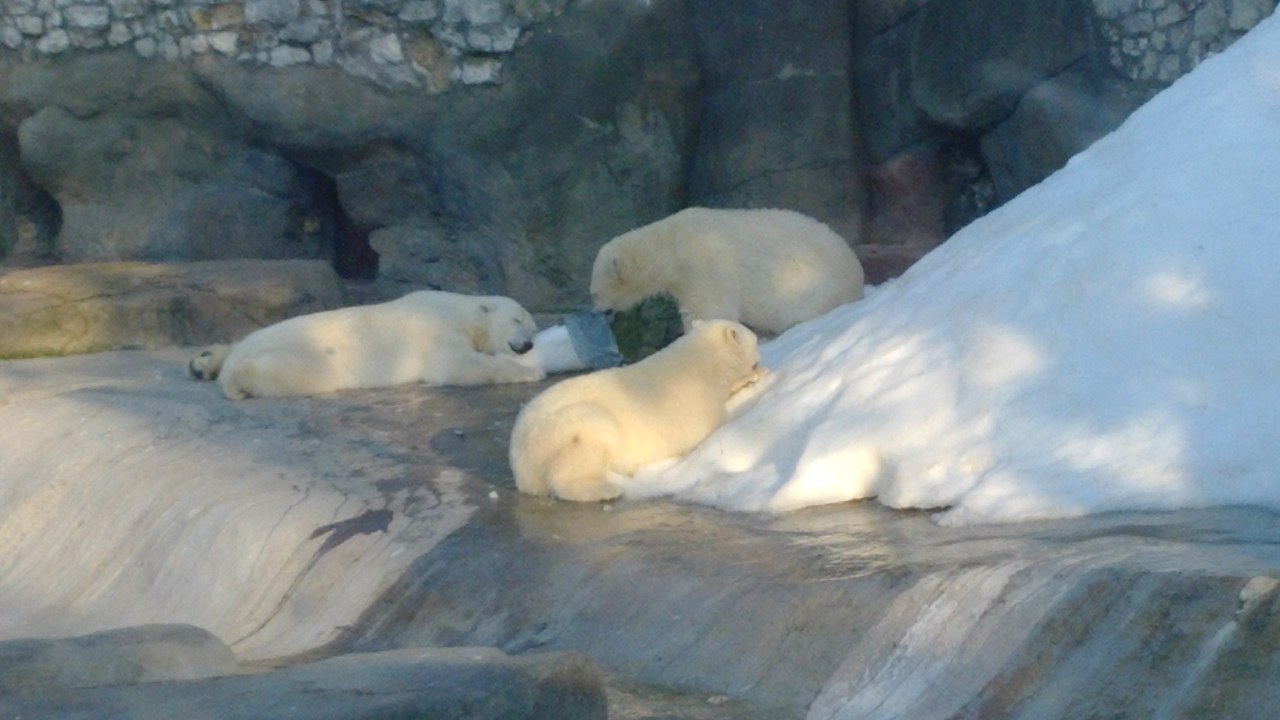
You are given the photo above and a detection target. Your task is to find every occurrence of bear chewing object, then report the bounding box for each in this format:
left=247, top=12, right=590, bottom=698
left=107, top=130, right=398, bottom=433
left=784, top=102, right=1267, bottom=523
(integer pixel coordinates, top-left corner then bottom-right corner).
left=509, top=319, right=764, bottom=502
left=590, top=207, right=864, bottom=334
left=189, top=290, right=544, bottom=399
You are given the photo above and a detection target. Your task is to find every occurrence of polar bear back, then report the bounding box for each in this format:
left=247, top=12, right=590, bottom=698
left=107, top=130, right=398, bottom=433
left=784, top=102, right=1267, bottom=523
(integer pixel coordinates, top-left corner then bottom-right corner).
left=592, top=207, right=864, bottom=334
left=522, top=359, right=726, bottom=471
left=510, top=320, right=762, bottom=501
left=216, top=290, right=539, bottom=398
left=219, top=299, right=453, bottom=397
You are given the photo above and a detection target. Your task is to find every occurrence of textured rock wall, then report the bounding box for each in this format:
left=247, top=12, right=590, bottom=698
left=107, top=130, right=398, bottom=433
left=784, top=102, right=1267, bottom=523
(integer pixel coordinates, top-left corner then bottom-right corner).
left=0, top=0, right=869, bottom=308
left=0, top=0, right=563, bottom=90
left=855, top=0, right=1276, bottom=246
left=0, top=0, right=1275, bottom=308
left=0, top=0, right=710, bottom=308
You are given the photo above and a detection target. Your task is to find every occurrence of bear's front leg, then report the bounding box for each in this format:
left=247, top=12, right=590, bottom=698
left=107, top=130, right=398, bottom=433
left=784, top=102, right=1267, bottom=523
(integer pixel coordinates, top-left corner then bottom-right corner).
left=425, top=351, right=546, bottom=386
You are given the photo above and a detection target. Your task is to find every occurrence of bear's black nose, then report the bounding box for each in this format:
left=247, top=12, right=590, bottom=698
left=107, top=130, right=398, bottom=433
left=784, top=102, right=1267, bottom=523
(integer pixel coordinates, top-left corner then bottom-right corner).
left=512, top=339, right=534, bottom=354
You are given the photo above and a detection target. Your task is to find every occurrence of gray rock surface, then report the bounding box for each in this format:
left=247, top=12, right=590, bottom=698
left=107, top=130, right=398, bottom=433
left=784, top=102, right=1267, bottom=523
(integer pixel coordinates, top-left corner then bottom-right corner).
left=13, top=75, right=333, bottom=265
left=0, top=646, right=607, bottom=720
left=980, top=67, right=1139, bottom=200
left=0, top=259, right=345, bottom=358
left=910, top=0, right=1092, bottom=130
left=686, top=0, right=865, bottom=239
left=2, top=0, right=1275, bottom=303
left=0, top=624, right=239, bottom=698
left=855, top=0, right=1275, bottom=233
left=1, top=348, right=1279, bottom=718
left=0, top=0, right=709, bottom=308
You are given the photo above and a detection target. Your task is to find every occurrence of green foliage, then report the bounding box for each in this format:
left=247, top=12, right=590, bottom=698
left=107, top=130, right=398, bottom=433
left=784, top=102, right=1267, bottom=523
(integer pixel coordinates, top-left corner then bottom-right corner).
left=609, top=294, right=684, bottom=363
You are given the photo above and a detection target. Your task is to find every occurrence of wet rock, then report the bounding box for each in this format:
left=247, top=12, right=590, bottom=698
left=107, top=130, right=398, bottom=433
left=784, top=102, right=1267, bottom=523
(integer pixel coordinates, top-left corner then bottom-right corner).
left=2, top=339, right=1280, bottom=719
left=0, top=647, right=607, bottom=720
left=0, top=259, right=345, bottom=358
left=0, top=625, right=239, bottom=698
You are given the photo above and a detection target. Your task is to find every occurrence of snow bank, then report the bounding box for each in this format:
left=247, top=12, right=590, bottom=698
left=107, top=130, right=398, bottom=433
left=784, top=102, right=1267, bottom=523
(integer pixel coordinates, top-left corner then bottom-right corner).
left=624, top=13, right=1280, bottom=525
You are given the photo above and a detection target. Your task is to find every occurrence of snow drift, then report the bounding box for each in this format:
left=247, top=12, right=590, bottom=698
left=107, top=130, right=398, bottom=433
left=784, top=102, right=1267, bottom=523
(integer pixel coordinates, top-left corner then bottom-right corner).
left=625, top=13, right=1280, bottom=525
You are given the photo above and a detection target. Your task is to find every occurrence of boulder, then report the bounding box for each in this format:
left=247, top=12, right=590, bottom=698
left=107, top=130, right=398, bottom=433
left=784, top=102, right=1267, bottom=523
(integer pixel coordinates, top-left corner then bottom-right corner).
left=9, top=56, right=335, bottom=266
left=0, top=259, right=345, bottom=358
left=1, top=0, right=1276, bottom=304
left=855, top=14, right=929, bottom=165
left=369, top=223, right=493, bottom=298
left=0, top=647, right=606, bottom=720
left=687, top=0, right=865, bottom=239
left=981, top=68, right=1144, bottom=200
left=0, top=625, right=239, bottom=698
left=909, top=0, right=1092, bottom=130
left=0, top=0, right=705, bottom=309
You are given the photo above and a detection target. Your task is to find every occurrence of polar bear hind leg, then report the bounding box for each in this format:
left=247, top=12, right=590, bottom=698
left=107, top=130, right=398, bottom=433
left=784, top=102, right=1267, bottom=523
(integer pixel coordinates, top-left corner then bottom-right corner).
left=220, top=347, right=338, bottom=399
left=514, top=403, right=625, bottom=502
left=543, top=437, right=623, bottom=502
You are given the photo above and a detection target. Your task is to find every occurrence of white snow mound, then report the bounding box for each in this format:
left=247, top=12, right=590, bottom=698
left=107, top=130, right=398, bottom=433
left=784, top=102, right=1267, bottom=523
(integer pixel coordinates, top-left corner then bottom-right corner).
left=622, top=13, right=1280, bottom=525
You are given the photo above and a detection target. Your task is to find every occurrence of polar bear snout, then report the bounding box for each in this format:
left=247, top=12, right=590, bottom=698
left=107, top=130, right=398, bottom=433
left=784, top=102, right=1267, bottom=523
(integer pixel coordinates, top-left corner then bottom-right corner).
left=510, top=339, right=535, bottom=354
left=589, top=292, right=613, bottom=315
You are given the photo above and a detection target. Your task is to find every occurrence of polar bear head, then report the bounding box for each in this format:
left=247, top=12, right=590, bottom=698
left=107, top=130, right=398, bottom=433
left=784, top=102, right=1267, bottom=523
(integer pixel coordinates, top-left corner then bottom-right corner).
left=590, top=234, right=666, bottom=315
left=685, top=319, right=765, bottom=393
left=471, top=296, right=539, bottom=356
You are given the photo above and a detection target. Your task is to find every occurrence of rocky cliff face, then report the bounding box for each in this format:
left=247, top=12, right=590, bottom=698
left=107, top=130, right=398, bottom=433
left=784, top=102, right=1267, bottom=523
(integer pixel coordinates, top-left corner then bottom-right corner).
left=0, top=0, right=1274, bottom=308
left=855, top=0, right=1275, bottom=246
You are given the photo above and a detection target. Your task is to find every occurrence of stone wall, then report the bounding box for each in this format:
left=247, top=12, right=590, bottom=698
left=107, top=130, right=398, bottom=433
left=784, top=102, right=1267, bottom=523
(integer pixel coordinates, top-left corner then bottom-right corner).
left=1097, top=0, right=1275, bottom=85
left=0, top=0, right=1274, bottom=308
left=0, top=0, right=869, bottom=307
left=0, top=0, right=567, bottom=91
left=855, top=0, right=1275, bottom=247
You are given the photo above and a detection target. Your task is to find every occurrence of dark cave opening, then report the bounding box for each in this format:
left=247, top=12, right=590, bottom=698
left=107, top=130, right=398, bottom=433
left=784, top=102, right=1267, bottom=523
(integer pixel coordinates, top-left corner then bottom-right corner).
left=304, top=168, right=379, bottom=281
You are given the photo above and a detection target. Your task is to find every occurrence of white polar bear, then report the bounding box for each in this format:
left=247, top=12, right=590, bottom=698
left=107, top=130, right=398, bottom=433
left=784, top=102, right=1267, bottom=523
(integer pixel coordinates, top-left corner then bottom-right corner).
left=509, top=319, right=764, bottom=502
left=189, top=290, right=544, bottom=399
left=590, top=207, right=864, bottom=334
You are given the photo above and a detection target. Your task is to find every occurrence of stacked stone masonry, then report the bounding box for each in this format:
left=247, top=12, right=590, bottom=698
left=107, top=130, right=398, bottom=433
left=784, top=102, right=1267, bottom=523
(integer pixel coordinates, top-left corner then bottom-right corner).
left=0, top=0, right=571, bottom=89
left=1, top=0, right=1271, bottom=93
left=1093, top=0, right=1274, bottom=85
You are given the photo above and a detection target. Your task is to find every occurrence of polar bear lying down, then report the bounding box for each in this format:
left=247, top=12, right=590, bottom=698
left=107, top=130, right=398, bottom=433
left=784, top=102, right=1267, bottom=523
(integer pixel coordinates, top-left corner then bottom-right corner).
left=591, top=207, right=864, bottom=334
left=189, top=290, right=544, bottom=399
left=509, top=319, right=764, bottom=502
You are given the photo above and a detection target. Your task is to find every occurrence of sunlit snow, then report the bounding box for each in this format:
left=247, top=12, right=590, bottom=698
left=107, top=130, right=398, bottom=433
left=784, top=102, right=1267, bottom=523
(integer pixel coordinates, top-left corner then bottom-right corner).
left=622, top=13, right=1280, bottom=525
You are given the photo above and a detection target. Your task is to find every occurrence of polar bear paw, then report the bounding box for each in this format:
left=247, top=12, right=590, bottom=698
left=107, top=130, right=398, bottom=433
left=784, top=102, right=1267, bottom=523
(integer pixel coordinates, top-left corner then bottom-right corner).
left=188, top=345, right=231, bottom=381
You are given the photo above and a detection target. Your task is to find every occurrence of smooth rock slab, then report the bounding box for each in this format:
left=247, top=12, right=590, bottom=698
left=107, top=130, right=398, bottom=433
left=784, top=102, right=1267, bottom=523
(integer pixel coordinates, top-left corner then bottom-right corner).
left=0, top=647, right=607, bottom=720
left=0, top=624, right=240, bottom=698
left=3, top=349, right=1280, bottom=719
left=0, top=259, right=345, bottom=358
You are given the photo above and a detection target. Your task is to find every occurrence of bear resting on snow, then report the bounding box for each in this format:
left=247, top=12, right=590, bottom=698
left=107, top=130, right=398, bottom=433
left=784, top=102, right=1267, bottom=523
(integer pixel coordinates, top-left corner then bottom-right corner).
left=509, top=319, right=764, bottom=502
left=590, top=207, right=864, bottom=334
left=189, top=290, right=544, bottom=399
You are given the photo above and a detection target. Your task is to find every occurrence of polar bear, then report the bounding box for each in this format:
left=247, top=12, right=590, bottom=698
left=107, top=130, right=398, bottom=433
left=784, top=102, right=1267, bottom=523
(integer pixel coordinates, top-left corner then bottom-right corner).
left=509, top=319, right=764, bottom=502
left=590, top=207, right=864, bottom=334
left=189, top=290, right=544, bottom=399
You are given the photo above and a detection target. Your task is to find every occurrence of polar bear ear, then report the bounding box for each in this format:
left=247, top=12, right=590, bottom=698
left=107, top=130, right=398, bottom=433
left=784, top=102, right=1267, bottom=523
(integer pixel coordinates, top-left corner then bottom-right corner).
left=611, top=254, right=639, bottom=281
left=603, top=256, right=622, bottom=283
left=724, top=325, right=739, bottom=343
